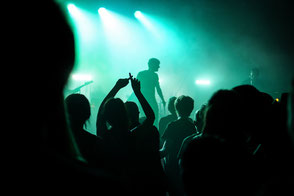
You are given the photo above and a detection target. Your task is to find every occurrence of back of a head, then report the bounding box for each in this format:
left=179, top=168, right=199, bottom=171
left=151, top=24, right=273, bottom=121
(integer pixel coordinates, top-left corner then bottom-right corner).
left=16, top=1, right=76, bottom=149
left=65, top=94, right=91, bottom=126
left=232, top=85, right=273, bottom=140
left=204, top=89, right=245, bottom=140
left=168, top=96, right=177, bottom=115
left=11, top=0, right=85, bottom=186
left=24, top=1, right=75, bottom=97
left=232, top=85, right=261, bottom=106
left=125, top=101, right=140, bottom=128
left=103, top=98, right=129, bottom=130
left=175, top=95, right=194, bottom=117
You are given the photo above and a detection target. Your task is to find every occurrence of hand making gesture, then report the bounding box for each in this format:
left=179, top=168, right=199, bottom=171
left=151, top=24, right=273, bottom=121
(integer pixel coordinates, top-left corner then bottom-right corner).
left=115, top=78, right=129, bottom=89
left=129, top=73, right=141, bottom=93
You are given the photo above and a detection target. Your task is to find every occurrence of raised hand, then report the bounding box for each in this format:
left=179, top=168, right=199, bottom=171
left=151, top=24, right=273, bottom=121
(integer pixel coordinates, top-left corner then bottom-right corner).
left=115, top=78, right=129, bottom=89
left=129, top=72, right=155, bottom=125
left=129, top=72, right=140, bottom=93
left=129, top=72, right=133, bottom=80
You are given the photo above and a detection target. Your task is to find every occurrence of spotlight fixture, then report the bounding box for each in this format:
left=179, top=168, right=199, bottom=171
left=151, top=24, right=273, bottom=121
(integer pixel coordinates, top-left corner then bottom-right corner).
left=134, top=11, right=143, bottom=19
left=195, top=80, right=211, bottom=85
left=98, top=7, right=107, bottom=15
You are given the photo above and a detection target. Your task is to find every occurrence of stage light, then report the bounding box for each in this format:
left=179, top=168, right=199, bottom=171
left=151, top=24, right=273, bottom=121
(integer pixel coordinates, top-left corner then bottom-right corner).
left=72, top=74, right=93, bottom=81
left=195, top=80, right=211, bottom=85
left=98, top=7, right=117, bottom=28
left=98, top=7, right=134, bottom=45
left=98, top=7, right=107, bottom=15
left=67, top=3, right=76, bottom=11
left=133, top=11, right=161, bottom=38
left=67, top=3, right=80, bottom=16
left=134, top=11, right=143, bottom=19
left=134, top=11, right=148, bottom=24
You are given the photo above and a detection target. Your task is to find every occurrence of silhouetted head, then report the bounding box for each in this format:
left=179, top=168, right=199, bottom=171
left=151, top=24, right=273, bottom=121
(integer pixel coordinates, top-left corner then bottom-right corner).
left=65, top=94, right=91, bottom=129
left=232, top=85, right=272, bottom=141
left=232, top=85, right=261, bottom=104
left=15, top=1, right=78, bottom=159
left=103, top=98, right=129, bottom=131
left=175, top=95, right=194, bottom=118
left=167, top=96, right=177, bottom=115
left=125, top=101, right=140, bottom=129
left=26, top=1, right=75, bottom=99
left=204, top=89, right=245, bottom=141
left=148, top=58, right=160, bottom=72
left=21, top=2, right=75, bottom=127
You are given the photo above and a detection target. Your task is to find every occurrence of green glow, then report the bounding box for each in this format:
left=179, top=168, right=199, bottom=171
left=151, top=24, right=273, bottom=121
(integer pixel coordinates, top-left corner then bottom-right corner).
left=195, top=80, right=211, bottom=85
left=134, top=11, right=161, bottom=39
left=56, top=1, right=293, bottom=133
left=64, top=4, right=185, bottom=102
left=98, top=8, right=133, bottom=45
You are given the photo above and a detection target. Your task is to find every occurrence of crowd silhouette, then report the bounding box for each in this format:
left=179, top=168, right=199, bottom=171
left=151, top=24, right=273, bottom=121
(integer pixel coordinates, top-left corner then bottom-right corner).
left=9, top=1, right=294, bottom=195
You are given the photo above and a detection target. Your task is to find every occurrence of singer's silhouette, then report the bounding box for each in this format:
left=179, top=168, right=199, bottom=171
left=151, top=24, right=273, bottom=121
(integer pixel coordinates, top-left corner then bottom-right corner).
left=137, top=58, right=166, bottom=126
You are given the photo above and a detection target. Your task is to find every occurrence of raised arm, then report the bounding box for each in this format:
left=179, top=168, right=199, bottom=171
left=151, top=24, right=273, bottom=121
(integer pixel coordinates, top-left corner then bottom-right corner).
left=129, top=73, right=155, bottom=126
left=96, top=78, right=129, bottom=137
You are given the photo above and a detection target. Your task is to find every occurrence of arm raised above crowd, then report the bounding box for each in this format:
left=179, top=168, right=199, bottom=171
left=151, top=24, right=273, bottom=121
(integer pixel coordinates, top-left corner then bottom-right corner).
left=129, top=73, right=155, bottom=126
left=96, top=78, right=129, bottom=137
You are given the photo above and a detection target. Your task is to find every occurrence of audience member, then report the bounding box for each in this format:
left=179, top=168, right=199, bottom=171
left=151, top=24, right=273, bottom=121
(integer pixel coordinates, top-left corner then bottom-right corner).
left=177, top=104, right=207, bottom=159
left=179, top=89, right=258, bottom=196
left=161, top=95, right=196, bottom=196
left=10, top=1, right=128, bottom=194
left=203, top=89, right=247, bottom=144
left=65, top=94, right=105, bottom=168
left=125, top=101, right=141, bottom=130
left=127, top=73, right=168, bottom=196
left=96, top=74, right=167, bottom=195
left=159, top=96, right=178, bottom=137
left=96, top=78, right=134, bottom=180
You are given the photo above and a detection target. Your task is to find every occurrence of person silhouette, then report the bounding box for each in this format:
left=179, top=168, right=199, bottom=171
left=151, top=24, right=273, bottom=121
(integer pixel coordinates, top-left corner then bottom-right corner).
left=65, top=94, right=104, bottom=168
left=96, top=78, right=134, bottom=178
left=96, top=74, right=167, bottom=195
left=136, top=58, right=166, bottom=127
left=161, top=95, right=197, bottom=196
left=178, top=89, right=258, bottom=196
left=177, top=104, right=207, bottom=160
left=128, top=74, right=168, bottom=196
left=125, top=73, right=156, bottom=130
left=159, top=96, right=178, bottom=137
left=8, top=1, right=127, bottom=194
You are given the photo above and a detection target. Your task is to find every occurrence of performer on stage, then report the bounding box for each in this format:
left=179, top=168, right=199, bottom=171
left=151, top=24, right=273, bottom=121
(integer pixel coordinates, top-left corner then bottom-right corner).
left=137, top=58, right=166, bottom=127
